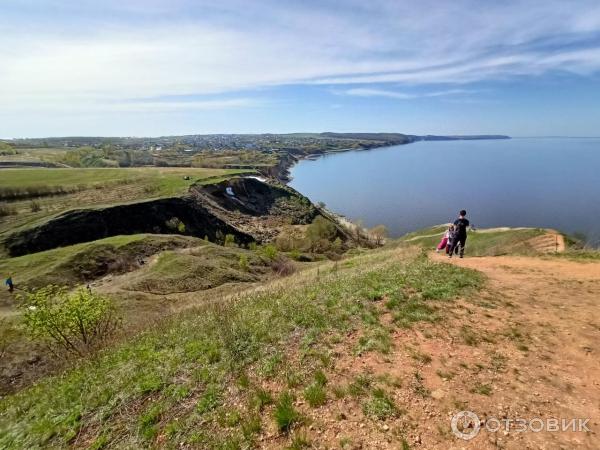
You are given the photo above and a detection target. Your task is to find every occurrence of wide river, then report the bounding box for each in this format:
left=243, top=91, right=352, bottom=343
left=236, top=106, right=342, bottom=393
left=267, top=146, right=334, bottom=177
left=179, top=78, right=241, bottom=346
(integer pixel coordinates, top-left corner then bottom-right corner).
left=289, top=138, right=600, bottom=245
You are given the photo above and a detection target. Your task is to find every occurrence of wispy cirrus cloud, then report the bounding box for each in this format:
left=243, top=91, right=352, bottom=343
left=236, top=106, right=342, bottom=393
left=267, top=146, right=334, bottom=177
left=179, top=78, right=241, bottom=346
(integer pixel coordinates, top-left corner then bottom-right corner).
left=340, top=88, right=478, bottom=100
left=1, top=0, right=600, bottom=133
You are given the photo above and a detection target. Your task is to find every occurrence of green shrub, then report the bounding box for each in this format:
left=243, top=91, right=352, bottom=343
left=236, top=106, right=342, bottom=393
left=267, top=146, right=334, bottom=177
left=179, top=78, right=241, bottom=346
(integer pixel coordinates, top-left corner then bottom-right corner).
left=260, top=244, right=279, bottom=261
left=165, top=217, right=184, bottom=233
left=289, top=249, right=302, bottom=260
left=274, top=392, right=299, bottom=432
left=18, top=285, right=121, bottom=357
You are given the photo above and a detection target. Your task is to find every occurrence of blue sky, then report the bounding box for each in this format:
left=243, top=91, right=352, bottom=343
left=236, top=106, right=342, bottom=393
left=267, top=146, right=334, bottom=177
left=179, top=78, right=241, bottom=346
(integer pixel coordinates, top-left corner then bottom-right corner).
left=1, top=0, right=600, bottom=137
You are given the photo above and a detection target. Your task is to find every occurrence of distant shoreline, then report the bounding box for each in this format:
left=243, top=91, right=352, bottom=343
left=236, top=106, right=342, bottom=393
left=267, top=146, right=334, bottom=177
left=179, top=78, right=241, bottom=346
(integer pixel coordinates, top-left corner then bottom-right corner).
left=278, top=134, right=511, bottom=183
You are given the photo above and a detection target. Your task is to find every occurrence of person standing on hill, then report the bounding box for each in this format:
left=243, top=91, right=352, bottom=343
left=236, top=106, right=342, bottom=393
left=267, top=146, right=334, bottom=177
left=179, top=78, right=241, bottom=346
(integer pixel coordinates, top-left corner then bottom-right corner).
left=5, top=275, right=14, bottom=293
left=448, top=210, right=470, bottom=258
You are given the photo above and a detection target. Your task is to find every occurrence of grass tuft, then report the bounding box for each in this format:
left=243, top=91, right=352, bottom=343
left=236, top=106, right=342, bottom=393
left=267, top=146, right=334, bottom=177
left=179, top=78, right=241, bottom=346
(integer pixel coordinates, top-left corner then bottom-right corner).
left=274, top=392, right=300, bottom=433
left=304, top=382, right=327, bottom=408
left=362, top=388, right=399, bottom=420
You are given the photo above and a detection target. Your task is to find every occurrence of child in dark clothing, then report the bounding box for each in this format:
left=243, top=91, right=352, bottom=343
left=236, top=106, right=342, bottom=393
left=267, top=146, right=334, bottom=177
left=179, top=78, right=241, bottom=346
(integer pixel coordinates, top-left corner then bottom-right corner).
left=446, top=225, right=458, bottom=256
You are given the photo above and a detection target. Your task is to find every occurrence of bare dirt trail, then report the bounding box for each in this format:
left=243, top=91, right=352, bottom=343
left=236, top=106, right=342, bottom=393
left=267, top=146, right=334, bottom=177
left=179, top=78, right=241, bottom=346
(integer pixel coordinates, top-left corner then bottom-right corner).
left=262, top=250, right=599, bottom=449
left=429, top=252, right=599, bottom=449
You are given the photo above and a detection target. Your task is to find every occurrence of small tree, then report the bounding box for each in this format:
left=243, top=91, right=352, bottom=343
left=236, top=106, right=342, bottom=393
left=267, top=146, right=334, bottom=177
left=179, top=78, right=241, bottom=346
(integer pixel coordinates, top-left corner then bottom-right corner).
left=353, top=219, right=365, bottom=245
left=370, top=224, right=388, bottom=245
left=19, top=286, right=121, bottom=357
left=224, top=234, right=237, bottom=247
left=331, top=237, right=343, bottom=252
left=238, top=254, right=250, bottom=272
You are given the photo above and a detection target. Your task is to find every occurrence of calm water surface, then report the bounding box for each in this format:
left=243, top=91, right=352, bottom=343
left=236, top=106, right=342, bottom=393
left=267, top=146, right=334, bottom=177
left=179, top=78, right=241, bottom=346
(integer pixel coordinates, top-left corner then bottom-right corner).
left=289, top=138, right=600, bottom=245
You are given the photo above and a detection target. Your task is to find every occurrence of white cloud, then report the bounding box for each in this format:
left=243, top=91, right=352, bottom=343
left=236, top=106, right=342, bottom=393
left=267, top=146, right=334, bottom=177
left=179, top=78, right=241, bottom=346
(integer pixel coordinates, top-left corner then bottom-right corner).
left=1, top=0, right=600, bottom=117
left=342, top=88, right=415, bottom=99
left=340, top=88, right=478, bottom=100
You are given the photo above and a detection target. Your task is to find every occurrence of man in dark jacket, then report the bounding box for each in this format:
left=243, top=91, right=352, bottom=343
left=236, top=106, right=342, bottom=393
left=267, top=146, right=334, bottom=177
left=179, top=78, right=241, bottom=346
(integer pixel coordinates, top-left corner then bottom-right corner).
left=449, top=210, right=469, bottom=258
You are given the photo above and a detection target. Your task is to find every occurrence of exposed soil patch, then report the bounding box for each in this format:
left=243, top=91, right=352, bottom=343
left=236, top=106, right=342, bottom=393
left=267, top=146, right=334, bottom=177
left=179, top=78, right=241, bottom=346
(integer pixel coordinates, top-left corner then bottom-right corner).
left=257, top=252, right=599, bottom=449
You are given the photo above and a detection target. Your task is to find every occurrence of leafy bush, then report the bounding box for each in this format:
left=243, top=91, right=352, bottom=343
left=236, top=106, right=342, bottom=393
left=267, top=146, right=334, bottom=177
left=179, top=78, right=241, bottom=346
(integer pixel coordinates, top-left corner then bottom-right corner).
left=18, top=286, right=121, bottom=357
left=306, top=216, right=337, bottom=252
left=260, top=244, right=279, bottom=261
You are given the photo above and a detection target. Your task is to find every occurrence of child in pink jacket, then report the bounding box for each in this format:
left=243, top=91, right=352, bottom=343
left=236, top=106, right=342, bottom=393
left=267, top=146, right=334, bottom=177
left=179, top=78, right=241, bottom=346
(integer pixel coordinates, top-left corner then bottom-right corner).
left=436, top=225, right=455, bottom=254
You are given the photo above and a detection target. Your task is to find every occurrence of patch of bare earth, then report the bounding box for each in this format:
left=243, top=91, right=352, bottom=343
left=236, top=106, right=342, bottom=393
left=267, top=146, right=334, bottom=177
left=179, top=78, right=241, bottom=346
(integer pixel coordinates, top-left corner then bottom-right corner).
left=257, top=252, right=599, bottom=449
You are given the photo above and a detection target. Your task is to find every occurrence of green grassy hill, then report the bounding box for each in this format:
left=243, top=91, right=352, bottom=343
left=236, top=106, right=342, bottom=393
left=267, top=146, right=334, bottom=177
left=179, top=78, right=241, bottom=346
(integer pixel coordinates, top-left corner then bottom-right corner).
left=0, top=167, right=252, bottom=239
left=0, top=234, right=203, bottom=299
left=399, top=225, right=557, bottom=256
left=0, top=224, right=598, bottom=449
left=0, top=245, right=483, bottom=449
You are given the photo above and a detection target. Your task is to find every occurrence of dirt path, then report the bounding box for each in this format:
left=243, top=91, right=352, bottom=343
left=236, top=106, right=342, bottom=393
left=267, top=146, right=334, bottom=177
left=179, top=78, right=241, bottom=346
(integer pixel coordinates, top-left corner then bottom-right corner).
left=263, top=251, right=599, bottom=449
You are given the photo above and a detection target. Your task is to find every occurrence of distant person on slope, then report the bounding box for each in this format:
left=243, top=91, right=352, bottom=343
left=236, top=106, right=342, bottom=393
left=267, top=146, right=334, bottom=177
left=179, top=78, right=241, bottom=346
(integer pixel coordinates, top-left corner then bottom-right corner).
left=5, top=275, right=14, bottom=293
left=448, top=210, right=470, bottom=258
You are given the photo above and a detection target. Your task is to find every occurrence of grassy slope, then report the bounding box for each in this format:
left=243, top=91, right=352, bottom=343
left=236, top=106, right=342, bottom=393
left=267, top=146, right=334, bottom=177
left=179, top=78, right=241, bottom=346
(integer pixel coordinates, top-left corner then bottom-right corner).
left=0, top=246, right=483, bottom=449
left=400, top=225, right=548, bottom=256
left=0, top=167, right=252, bottom=237
left=125, top=246, right=269, bottom=295
left=0, top=234, right=203, bottom=297
left=0, top=167, right=248, bottom=194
